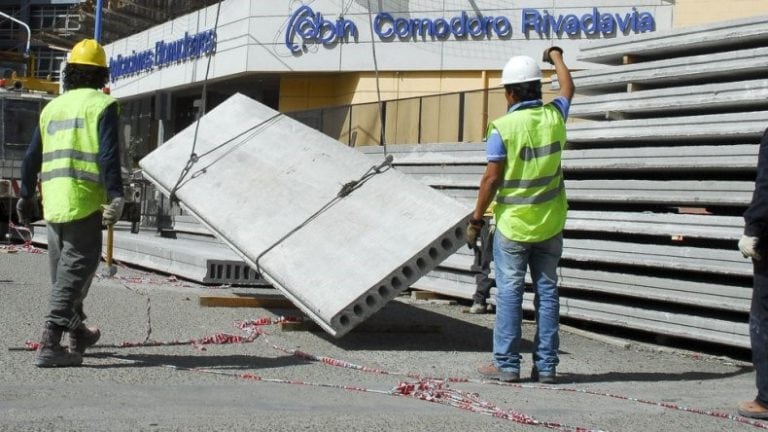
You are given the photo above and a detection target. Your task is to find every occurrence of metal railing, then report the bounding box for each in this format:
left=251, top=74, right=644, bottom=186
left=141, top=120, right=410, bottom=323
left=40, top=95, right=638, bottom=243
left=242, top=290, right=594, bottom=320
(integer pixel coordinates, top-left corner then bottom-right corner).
left=285, top=85, right=559, bottom=147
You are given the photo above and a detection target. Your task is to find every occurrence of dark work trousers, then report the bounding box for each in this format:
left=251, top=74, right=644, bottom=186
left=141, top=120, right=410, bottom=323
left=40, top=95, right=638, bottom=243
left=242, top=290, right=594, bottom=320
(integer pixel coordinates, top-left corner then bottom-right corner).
left=472, top=217, right=496, bottom=305
left=45, top=211, right=103, bottom=330
left=753, top=256, right=768, bottom=407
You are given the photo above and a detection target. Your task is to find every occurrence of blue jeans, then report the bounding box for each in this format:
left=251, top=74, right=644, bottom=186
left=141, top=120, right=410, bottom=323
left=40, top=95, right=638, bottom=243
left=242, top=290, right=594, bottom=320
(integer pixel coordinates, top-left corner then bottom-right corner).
left=752, top=257, right=768, bottom=407
left=492, top=231, right=562, bottom=374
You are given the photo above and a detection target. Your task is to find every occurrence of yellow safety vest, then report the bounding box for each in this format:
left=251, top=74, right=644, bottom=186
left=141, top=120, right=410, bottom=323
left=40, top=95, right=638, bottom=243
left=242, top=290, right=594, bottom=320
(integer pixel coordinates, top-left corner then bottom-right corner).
left=39, top=88, right=116, bottom=223
left=489, top=104, right=568, bottom=242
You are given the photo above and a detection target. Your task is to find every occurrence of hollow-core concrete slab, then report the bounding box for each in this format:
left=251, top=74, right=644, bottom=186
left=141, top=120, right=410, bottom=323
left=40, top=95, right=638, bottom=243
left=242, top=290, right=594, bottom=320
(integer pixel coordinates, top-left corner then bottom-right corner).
left=139, top=93, right=471, bottom=337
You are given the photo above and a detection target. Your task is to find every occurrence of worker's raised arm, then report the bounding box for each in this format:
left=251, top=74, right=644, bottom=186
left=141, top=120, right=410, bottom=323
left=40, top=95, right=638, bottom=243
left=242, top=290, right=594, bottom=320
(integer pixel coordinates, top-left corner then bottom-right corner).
left=543, top=47, right=574, bottom=102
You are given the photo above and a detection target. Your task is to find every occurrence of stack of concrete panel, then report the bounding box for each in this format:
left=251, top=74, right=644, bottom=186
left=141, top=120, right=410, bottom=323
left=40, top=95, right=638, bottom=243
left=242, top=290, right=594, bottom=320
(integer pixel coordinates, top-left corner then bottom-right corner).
left=361, top=140, right=755, bottom=347
left=576, top=15, right=768, bottom=65
left=355, top=16, right=768, bottom=348
left=30, top=223, right=265, bottom=286
left=139, top=93, right=470, bottom=338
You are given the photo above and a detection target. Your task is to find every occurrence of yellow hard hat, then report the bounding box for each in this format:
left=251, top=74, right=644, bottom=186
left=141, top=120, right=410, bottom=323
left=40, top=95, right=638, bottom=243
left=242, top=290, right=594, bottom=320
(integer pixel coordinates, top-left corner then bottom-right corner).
left=68, top=39, right=107, bottom=68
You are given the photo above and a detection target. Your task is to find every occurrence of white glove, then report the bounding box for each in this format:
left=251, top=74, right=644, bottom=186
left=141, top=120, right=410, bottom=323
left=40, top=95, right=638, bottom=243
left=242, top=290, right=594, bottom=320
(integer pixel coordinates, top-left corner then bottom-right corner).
left=102, top=197, right=124, bottom=226
left=739, top=235, right=761, bottom=260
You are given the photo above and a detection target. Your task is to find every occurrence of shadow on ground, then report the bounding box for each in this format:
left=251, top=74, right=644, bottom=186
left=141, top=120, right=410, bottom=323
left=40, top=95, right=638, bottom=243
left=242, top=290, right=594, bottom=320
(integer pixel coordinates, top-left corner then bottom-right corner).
left=87, top=352, right=310, bottom=371
left=556, top=366, right=754, bottom=384
left=315, top=300, right=502, bottom=352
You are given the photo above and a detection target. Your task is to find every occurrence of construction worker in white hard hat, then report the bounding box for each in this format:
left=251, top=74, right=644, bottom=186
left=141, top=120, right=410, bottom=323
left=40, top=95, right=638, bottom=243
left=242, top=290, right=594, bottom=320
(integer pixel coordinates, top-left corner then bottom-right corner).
left=468, top=47, right=574, bottom=384
left=18, top=38, right=124, bottom=367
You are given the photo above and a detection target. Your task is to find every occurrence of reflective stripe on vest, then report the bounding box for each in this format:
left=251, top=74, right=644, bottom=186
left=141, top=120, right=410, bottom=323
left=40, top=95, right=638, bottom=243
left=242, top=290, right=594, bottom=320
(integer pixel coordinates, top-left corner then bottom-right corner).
left=497, top=177, right=564, bottom=205
left=39, top=88, right=115, bottom=223
left=500, top=165, right=562, bottom=190
left=489, top=103, right=568, bottom=242
left=41, top=148, right=101, bottom=183
left=47, top=118, right=85, bottom=135
left=41, top=167, right=101, bottom=183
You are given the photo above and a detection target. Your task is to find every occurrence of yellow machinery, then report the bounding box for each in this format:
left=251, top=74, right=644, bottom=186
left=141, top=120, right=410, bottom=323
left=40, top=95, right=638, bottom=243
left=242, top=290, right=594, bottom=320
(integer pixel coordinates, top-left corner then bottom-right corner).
left=0, top=11, right=59, bottom=95
left=0, top=50, right=59, bottom=95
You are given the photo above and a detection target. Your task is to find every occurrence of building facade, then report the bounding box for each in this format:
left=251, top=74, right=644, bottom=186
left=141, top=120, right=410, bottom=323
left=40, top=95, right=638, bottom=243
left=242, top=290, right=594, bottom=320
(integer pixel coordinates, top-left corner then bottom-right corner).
left=99, top=0, right=768, bottom=158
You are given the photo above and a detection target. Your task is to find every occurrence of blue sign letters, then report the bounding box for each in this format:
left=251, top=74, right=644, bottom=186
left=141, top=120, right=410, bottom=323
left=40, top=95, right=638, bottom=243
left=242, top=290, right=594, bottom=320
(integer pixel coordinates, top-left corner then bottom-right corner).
left=285, top=6, right=656, bottom=54
left=285, top=5, right=359, bottom=53
left=109, top=29, right=217, bottom=82
left=373, top=11, right=511, bottom=40
left=522, top=8, right=655, bottom=36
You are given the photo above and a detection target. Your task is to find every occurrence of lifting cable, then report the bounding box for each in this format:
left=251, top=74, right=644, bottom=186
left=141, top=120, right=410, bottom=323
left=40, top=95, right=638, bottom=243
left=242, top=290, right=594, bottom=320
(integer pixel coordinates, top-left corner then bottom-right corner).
left=167, top=0, right=224, bottom=205
left=366, top=0, right=387, bottom=157
left=164, top=0, right=395, bottom=278
left=252, top=0, right=394, bottom=276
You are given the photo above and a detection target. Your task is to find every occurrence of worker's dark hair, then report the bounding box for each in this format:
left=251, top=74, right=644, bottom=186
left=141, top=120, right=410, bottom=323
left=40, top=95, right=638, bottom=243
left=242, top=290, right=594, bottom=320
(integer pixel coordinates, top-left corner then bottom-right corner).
left=504, top=81, right=542, bottom=102
left=63, top=63, right=109, bottom=91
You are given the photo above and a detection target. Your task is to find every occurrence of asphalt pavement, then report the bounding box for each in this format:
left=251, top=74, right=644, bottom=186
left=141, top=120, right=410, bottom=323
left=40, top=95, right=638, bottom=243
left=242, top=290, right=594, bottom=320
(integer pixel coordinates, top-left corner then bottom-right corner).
left=0, top=245, right=762, bottom=432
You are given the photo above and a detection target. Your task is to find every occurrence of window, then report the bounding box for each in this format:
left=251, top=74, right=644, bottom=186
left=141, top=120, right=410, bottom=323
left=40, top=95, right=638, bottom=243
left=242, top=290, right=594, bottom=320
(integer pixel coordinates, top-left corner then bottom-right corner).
left=30, top=5, right=79, bottom=33
left=33, top=48, right=65, bottom=80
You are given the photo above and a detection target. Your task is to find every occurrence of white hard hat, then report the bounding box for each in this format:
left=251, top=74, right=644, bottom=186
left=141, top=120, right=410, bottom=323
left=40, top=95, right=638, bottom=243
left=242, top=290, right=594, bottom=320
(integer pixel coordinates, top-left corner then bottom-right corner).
left=500, top=55, right=542, bottom=85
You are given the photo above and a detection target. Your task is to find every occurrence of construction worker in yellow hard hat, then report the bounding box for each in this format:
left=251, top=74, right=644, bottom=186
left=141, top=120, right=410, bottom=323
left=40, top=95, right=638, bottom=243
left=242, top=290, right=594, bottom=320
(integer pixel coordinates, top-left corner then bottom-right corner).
left=17, top=38, right=124, bottom=367
left=68, top=38, right=108, bottom=68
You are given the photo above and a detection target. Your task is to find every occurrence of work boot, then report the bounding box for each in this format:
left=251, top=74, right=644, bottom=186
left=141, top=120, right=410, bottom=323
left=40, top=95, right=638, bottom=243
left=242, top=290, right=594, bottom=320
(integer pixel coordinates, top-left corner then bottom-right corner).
left=531, top=366, right=557, bottom=384
left=477, top=363, right=519, bottom=382
left=69, top=324, right=101, bottom=355
left=34, top=322, right=83, bottom=367
left=738, top=400, right=768, bottom=419
left=469, top=303, right=487, bottom=314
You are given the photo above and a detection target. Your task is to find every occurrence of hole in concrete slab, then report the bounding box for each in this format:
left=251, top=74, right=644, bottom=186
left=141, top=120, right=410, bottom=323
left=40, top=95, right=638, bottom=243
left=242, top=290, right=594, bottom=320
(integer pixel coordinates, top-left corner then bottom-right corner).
left=378, top=285, right=390, bottom=297
left=401, top=265, right=414, bottom=279
left=416, top=258, right=427, bottom=270
left=440, top=238, right=453, bottom=250
left=428, top=247, right=439, bottom=260
left=365, top=295, right=376, bottom=307
left=454, top=226, right=463, bottom=238
left=391, top=277, right=403, bottom=289
left=353, top=304, right=364, bottom=317
left=340, top=315, right=350, bottom=326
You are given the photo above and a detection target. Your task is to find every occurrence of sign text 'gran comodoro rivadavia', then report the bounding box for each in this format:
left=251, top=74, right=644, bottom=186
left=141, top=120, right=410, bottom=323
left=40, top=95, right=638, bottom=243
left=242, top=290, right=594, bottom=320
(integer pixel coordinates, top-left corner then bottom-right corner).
left=285, top=6, right=656, bottom=53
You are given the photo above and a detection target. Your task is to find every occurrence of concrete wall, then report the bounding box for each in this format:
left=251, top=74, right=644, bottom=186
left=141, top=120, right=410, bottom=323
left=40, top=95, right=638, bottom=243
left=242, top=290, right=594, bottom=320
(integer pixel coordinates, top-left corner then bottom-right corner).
left=673, top=0, right=768, bottom=27
left=280, top=70, right=497, bottom=112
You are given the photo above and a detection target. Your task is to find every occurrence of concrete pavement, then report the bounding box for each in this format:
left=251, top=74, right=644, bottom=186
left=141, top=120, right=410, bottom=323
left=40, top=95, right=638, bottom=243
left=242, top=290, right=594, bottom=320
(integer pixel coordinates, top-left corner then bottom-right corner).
left=0, top=247, right=762, bottom=432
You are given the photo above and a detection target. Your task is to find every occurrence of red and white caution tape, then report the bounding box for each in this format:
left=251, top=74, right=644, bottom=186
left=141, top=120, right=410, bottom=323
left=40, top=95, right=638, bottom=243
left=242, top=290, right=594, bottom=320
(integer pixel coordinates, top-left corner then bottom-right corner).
left=17, top=313, right=768, bottom=430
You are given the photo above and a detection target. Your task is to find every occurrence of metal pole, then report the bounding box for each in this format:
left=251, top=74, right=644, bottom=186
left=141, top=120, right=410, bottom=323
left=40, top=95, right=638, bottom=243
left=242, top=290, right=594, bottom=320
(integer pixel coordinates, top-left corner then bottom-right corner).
left=0, top=11, right=31, bottom=56
left=94, top=0, right=104, bottom=42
